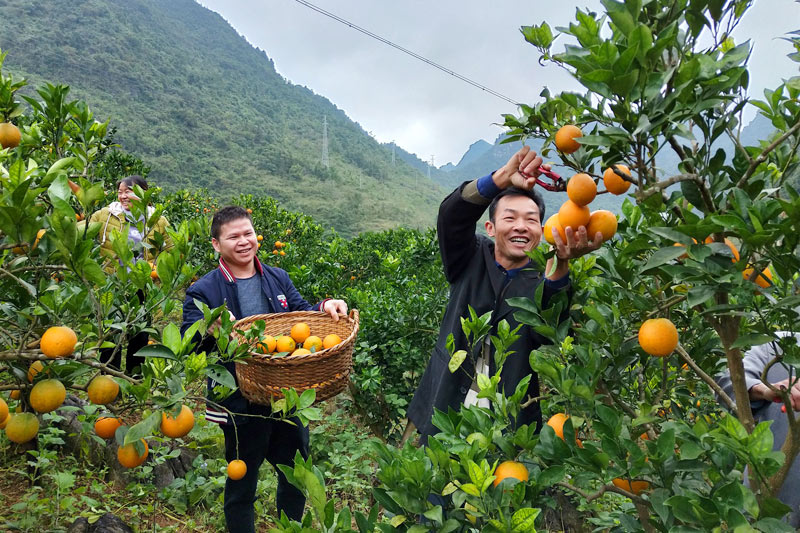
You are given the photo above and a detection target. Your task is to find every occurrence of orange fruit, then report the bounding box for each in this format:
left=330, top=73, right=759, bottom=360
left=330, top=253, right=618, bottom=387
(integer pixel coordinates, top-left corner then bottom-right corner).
left=160, top=405, right=195, bottom=438
left=612, top=478, right=650, bottom=495
left=291, top=348, right=312, bottom=356
left=10, top=389, right=20, bottom=400
left=546, top=413, right=569, bottom=440
left=27, top=360, right=47, bottom=382
left=29, top=379, right=66, bottom=413
left=75, top=213, right=84, bottom=221
left=0, top=397, right=8, bottom=423
left=227, top=459, right=247, bottom=480
left=0, top=415, right=8, bottom=430
left=603, top=165, right=632, bottom=195
left=279, top=251, right=286, bottom=256
left=117, top=439, right=149, bottom=468
left=303, top=335, right=323, bottom=352
left=558, top=200, right=591, bottom=231
left=586, top=210, right=618, bottom=241
left=87, top=375, right=120, bottom=405
left=743, top=266, right=773, bottom=288
left=40, top=326, right=78, bottom=358
left=5, top=412, right=39, bottom=443
left=543, top=214, right=566, bottom=245
left=322, top=334, right=342, bottom=350
left=492, top=460, right=529, bottom=487
left=272, top=250, right=279, bottom=255
left=0, top=122, right=21, bottom=149
left=704, top=237, right=740, bottom=262
left=246, top=208, right=252, bottom=214
left=638, top=318, right=679, bottom=357
left=566, top=173, right=597, bottom=206
left=256, top=335, right=277, bottom=354
left=274, top=241, right=284, bottom=248
left=290, top=322, right=311, bottom=344
left=257, top=235, right=263, bottom=242
left=150, top=268, right=159, bottom=280
left=554, top=125, right=582, bottom=154
left=275, top=335, right=296, bottom=353
left=94, top=416, right=122, bottom=439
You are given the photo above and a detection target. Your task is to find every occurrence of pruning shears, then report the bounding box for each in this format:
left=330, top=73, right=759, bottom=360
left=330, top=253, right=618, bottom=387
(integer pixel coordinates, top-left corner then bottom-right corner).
left=519, top=167, right=566, bottom=192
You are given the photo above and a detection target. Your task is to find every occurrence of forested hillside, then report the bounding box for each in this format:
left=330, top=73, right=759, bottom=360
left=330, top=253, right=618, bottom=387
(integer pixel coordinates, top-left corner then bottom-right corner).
left=0, top=0, right=444, bottom=236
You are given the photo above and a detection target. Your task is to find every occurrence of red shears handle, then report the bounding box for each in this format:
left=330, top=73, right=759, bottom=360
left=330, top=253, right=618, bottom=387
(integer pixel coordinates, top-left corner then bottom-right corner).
left=519, top=167, right=566, bottom=192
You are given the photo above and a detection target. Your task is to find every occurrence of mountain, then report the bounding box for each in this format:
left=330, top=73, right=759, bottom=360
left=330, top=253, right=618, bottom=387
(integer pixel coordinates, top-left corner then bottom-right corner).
left=0, top=0, right=444, bottom=237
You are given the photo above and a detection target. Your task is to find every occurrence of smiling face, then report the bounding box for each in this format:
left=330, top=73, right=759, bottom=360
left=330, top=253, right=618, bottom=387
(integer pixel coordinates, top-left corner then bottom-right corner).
left=485, top=194, right=543, bottom=270
left=117, top=183, right=137, bottom=210
left=212, top=217, right=259, bottom=275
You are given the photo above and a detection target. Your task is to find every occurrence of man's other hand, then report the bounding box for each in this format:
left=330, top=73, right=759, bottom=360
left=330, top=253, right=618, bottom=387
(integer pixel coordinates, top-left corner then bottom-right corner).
left=323, top=299, right=348, bottom=322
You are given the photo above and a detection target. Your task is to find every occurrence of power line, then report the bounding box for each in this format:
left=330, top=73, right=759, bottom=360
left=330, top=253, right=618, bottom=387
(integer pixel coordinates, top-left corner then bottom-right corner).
left=288, top=0, right=521, bottom=106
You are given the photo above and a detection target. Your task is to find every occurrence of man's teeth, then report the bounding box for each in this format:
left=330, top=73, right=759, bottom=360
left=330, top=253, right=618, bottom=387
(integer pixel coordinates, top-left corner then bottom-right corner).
left=511, top=237, right=528, bottom=243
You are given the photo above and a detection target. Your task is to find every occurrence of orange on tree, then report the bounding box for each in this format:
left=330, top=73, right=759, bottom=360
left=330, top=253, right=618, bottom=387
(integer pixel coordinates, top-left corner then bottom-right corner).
left=303, top=335, right=323, bottom=352
left=94, top=416, right=122, bottom=439
left=704, top=236, right=740, bottom=262
left=290, top=322, right=311, bottom=344
left=558, top=200, right=591, bottom=231
left=322, top=334, right=342, bottom=350
left=274, top=240, right=284, bottom=248
left=87, top=375, right=119, bottom=405
left=586, top=210, right=618, bottom=242
left=0, top=415, right=8, bottom=429
left=492, top=460, right=529, bottom=487
left=554, top=124, right=582, bottom=154
left=291, top=348, right=312, bottom=356
left=257, top=235, right=263, bottom=242
left=0, top=397, right=8, bottom=423
left=10, top=389, right=20, bottom=400
left=256, top=335, right=277, bottom=354
left=603, top=165, right=632, bottom=195
left=246, top=208, right=252, bottom=214
left=566, top=173, right=597, bottom=206
left=117, top=439, right=149, bottom=468
left=5, top=412, right=39, bottom=444
left=160, top=404, right=195, bottom=438
left=638, top=318, right=679, bottom=357
left=29, top=379, right=66, bottom=413
left=275, top=335, right=296, bottom=353
left=743, top=266, right=773, bottom=288
left=27, top=360, right=46, bottom=382
left=546, top=412, right=582, bottom=446
left=227, top=459, right=247, bottom=480
left=279, top=250, right=286, bottom=256
left=0, top=122, right=21, bottom=149
left=32, top=228, right=46, bottom=250
left=40, top=326, right=78, bottom=358
left=612, top=477, right=651, bottom=495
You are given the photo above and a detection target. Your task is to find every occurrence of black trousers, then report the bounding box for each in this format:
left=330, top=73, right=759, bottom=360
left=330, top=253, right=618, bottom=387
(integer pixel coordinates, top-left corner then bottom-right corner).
left=99, top=289, right=148, bottom=374
left=221, top=417, right=309, bottom=532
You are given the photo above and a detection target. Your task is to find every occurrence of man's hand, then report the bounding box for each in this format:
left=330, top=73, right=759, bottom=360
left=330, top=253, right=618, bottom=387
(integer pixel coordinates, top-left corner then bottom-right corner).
left=492, top=146, right=548, bottom=190
left=552, top=225, right=603, bottom=260
left=322, top=299, right=348, bottom=322
left=750, top=378, right=800, bottom=410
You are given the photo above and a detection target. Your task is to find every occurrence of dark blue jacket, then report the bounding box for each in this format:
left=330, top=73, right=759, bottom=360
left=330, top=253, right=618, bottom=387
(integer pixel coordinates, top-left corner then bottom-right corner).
left=181, top=258, right=326, bottom=425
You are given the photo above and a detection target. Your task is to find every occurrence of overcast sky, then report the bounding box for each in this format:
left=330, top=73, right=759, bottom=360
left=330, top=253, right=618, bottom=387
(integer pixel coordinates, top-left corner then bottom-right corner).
left=199, top=1, right=799, bottom=166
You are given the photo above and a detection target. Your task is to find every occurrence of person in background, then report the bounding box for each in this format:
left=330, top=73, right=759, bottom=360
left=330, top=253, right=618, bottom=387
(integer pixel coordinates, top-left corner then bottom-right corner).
left=181, top=205, right=347, bottom=533
left=82, top=174, right=172, bottom=373
left=715, top=333, right=800, bottom=527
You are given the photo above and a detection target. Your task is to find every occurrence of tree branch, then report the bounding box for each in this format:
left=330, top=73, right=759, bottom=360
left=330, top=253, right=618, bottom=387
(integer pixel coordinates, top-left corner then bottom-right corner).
left=736, top=119, right=800, bottom=189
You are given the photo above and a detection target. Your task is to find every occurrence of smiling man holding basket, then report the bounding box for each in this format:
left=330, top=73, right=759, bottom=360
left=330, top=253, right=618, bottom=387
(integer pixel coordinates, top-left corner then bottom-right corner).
left=181, top=205, right=347, bottom=533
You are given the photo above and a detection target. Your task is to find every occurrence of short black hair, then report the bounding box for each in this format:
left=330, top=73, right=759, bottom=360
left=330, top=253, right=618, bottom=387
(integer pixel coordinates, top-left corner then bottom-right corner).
left=117, top=175, right=149, bottom=191
left=488, top=187, right=546, bottom=223
left=211, top=206, right=252, bottom=240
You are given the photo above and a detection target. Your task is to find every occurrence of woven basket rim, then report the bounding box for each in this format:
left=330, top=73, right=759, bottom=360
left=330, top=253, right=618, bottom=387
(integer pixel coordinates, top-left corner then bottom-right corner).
left=231, top=309, right=359, bottom=364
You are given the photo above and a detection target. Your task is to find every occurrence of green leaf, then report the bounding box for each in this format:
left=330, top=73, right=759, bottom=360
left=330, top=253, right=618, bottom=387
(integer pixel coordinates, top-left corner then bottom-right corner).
left=136, top=344, right=178, bottom=361
left=641, top=246, right=688, bottom=271
left=297, top=388, right=316, bottom=410
left=162, top=323, right=182, bottom=354
left=687, top=286, right=716, bottom=307
left=205, top=364, right=237, bottom=389
left=449, top=350, right=467, bottom=373
left=511, top=508, right=541, bottom=533
left=629, top=24, right=653, bottom=65
left=601, top=0, right=636, bottom=35
left=459, top=483, right=481, bottom=497
left=730, top=334, right=775, bottom=350
left=124, top=411, right=160, bottom=445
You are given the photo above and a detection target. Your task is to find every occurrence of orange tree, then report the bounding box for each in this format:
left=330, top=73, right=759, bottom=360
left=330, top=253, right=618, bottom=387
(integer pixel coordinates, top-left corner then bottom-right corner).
left=270, top=2, right=800, bottom=532
left=0, top=53, right=325, bottom=490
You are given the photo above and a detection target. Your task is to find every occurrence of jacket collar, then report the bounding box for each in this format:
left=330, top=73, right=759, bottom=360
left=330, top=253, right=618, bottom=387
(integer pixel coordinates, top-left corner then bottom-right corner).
left=218, top=257, right=263, bottom=283
left=107, top=201, right=156, bottom=218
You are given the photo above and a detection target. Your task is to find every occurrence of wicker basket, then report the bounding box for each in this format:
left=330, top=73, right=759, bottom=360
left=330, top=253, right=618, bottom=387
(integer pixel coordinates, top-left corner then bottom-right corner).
left=231, top=310, right=359, bottom=405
